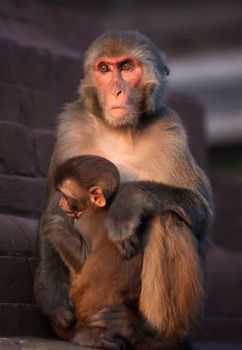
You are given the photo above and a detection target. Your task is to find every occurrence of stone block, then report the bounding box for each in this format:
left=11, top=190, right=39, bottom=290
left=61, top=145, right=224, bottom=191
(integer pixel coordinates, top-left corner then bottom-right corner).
left=0, top=257, right=34, bottom=303
left=0, top=82, right=21, bottom=122
left=20, top=87, right=58, bottom=130
left=18, top=46, right=55, bottom=91
left=32, top=129, right=55, bottom=176
left=0, top=215, right=37, bottom=257
left=0, top=38, right=18, bottom=83
left=0, top=304, right=52, bottom=338
left=0, top=174, right=46, bottom=217
left=54, top=55, right=81, bottom=104
left=0, top=121, right=36, bottom=176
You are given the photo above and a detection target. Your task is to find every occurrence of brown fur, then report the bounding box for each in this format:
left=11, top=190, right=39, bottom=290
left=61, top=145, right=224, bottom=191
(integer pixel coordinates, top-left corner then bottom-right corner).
left=71, top=211, right=142, bottom=323
left=48, top=156, right=145, bottom=348
left=35, top=31, right=213, bottom=349
left=140, top=215, right=203, bottom=339
left=50, top=209, right=143, bottom=347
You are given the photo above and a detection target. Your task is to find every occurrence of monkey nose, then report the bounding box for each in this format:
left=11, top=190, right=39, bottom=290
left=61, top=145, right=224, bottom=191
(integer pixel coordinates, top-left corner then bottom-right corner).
left=110, top=80, right=123, bottom=97
left=110, top=86, right=122, bottom=97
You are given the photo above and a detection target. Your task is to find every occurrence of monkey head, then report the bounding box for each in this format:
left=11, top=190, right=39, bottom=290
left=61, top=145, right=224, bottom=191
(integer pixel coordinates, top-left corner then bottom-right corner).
left=55, top=155, right=120, bottom=219
left=58, top=179, right=106, bottom=219
left=81, top=31, right=169, bottom=128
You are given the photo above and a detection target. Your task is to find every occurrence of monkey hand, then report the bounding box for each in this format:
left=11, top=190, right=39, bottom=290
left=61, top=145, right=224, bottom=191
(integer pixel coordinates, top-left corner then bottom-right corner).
left=106, top=201, right=141, bottom=259
left=87, top=305, right=135, bottom=339
left=51, top=303, right=75, bottom=333
left=106, top=184, right=145, bottom=259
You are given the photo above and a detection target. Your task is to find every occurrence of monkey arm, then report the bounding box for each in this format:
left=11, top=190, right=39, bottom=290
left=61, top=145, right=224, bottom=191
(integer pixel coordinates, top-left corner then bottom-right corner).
left=34, top=191, right=86, bottom=330
left=43, top=214, right=89, bottom=273
left=106, top=181, right=212, bottom=257
left=34, top=216, right=75, bottom=331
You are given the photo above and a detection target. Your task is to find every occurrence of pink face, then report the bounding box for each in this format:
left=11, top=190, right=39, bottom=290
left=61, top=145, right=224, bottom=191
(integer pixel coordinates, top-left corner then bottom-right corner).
left=93, top=55, right=142, bottom=124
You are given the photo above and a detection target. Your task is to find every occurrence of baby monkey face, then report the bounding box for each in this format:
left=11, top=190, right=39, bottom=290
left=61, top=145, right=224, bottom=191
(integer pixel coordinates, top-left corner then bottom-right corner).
left=58, top=179, right=88, bottom=219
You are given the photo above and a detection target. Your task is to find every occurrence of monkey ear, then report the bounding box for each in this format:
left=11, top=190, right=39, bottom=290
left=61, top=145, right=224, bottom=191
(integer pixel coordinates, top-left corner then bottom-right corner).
left=89, top=186, right=106, bottom=207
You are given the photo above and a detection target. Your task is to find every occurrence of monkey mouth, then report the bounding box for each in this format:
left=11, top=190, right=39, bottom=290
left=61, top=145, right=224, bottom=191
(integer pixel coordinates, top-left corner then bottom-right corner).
left=111, top=106, right=127, bottom=110
left=110, top=106, right=128, bottom=116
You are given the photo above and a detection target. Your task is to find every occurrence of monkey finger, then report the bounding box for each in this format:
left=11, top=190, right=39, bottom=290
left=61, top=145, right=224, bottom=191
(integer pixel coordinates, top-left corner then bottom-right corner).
left=102, top=332, right=128, bottom=350
left=87, top=312, right=111, bottom=328
left=106, top=205, right=142, bottom=241
left=87, top=308, right=119, bottom=328
left=116, top=240, right=136, bottom=259
left=51, top=307, right=76, bottom=330
left=115, top=234, right=140, bottom=259
left=88, top=306, right=130, bottom=330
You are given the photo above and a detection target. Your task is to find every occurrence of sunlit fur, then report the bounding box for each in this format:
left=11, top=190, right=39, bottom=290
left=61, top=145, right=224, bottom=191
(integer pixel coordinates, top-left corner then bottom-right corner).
left=140, top=215, right=203, bottom=339
left=35, top=31, right=213, bottom=350
left=80, top=31, right=169, bottom=127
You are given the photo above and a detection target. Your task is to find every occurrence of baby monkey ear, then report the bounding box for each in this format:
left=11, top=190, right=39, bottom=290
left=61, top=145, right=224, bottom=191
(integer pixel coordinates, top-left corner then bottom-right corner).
left=89, top=186, right=106, bottom=207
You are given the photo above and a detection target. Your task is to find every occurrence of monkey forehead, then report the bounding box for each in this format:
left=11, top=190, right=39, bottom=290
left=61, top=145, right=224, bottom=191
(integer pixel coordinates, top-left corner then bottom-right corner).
left=84, top=31, right=168, bottom=84
left=85, top=32, right=152, bottom=66
left=59, top=179, right=84, bottom=199
left=86, top=31, right=157, bottom=60
left=93, top=55, right=141, bottom=68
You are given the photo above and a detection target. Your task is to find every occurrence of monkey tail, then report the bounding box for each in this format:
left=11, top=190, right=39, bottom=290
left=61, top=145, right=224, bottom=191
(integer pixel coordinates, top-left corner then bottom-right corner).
left=139, top=214, right=203, bottom=339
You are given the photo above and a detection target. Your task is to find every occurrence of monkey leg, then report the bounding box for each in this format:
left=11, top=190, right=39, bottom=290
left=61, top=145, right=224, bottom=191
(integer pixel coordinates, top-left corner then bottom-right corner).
left=140, top=214, right=203, bottom=341
left=72, top=325, right=129, bottom=350
left=88, top=305, right=191, bottom=350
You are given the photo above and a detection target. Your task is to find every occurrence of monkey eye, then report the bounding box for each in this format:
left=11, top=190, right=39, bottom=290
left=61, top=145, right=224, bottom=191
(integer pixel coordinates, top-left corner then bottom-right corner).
left=120, top=60, right=134, bottom=71
left=98, top=62, right=109, bottom=73
left=70, top=204, right=78, bottom=211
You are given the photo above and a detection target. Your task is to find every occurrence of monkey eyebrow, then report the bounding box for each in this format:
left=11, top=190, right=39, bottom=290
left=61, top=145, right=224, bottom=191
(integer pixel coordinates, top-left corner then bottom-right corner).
left=57, top=188, right=76, bottom=202
left=119, top=59, right=134, bottom=70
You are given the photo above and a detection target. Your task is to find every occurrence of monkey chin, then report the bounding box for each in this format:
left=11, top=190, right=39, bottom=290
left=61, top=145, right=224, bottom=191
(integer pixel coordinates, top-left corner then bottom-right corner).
left=104, top=108, right=139, bottom=128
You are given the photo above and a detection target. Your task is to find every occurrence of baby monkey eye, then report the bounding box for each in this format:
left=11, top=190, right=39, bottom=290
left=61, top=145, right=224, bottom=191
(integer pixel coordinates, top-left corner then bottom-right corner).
left=98, top=62, right=109, bottom=73
left=70, top=204, right=78, bottom=211
left=120, top=60, right=134, bottom=71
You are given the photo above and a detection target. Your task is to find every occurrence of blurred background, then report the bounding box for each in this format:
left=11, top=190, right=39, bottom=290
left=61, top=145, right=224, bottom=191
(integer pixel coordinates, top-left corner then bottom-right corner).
left=0, top=0, right=242, bottom=347
left=1, top=0, right=241, bottom=177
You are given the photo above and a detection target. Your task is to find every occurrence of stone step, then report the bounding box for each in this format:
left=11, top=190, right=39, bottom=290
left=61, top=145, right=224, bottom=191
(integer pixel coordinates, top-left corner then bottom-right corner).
left=0, top=36, right=81, bottom=128
left=0, top=337, right=241, bottom=350
left=0, top=336, right=90, bottom=350
left=1, top=301, right=242, bottom=343
left=0, top=174, right=45, bottom=217
left=0, top=214, right=37, bottom=304
left=0, top=215, right=37, bottom=257
left=0, top=303, right=52, bottom=338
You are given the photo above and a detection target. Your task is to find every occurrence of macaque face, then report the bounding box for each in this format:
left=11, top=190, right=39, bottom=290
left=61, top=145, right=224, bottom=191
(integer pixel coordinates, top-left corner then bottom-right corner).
left=93, top=55, right=142, bottom=127
left=58, top=179, right=88, bottom=219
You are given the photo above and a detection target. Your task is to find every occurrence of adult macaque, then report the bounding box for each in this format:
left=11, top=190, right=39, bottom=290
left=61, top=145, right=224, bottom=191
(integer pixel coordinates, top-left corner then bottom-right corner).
left=45, top=155, right=144, bottom=348
left=35, top=31, right=213, bottom=349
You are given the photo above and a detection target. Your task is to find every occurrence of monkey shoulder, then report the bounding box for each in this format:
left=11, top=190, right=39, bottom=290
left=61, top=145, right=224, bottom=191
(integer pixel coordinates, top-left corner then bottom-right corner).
left=141, top=107, right=211, bottom=190
left=55, top=101, right=99, bottom=162
left=144, top=107, right=188, bottom=155
left=156, top=106, right=187, bottom=139
left=57, top=100, right=90, bottom=134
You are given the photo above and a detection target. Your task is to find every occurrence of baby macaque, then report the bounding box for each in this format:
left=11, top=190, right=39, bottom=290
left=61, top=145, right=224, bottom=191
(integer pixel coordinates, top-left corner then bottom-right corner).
left=47, top=155, right=144, bottom=349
